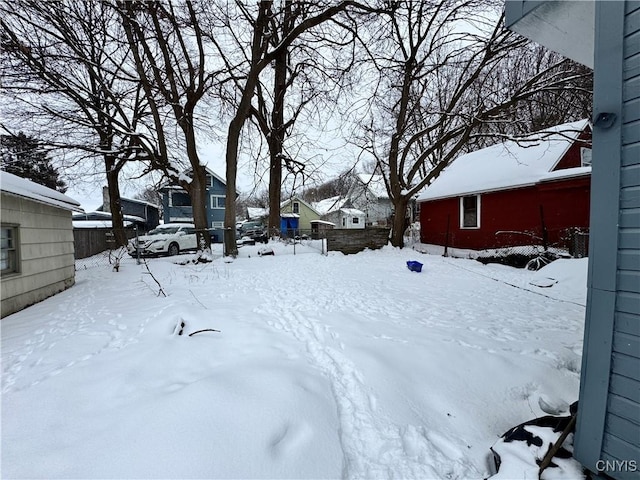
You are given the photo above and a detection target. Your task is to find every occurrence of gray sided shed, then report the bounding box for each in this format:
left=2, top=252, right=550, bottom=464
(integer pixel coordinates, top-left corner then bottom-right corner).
left=1, top=172, right=82, bottom=318
left=506, top=1, right=640, bottom=478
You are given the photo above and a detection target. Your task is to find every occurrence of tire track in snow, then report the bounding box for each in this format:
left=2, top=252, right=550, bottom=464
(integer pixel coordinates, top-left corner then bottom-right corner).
left=250, top=260, right=480, bottom=479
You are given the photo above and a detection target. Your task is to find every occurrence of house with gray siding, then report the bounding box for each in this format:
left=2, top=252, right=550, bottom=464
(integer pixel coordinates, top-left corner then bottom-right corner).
left=1, top=171, right=83, bottom=318
left=506, top=1, right=640, bottom=478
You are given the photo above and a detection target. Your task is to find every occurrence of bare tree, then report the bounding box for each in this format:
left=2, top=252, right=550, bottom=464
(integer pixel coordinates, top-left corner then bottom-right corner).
left=204, top=0, right=374, bottom=255
left=471, top=45, right=592, bottom=142
left=248, top=1, right=361, bottom=235
left=352, top=1, right=592, bottom=247
left=115, top=0, right=221, bottom=253
left=300, top=168, right=356, bottom=203
left=134, top=187, right=162, bottom=208
left=0, top=0, right=147, bottom=247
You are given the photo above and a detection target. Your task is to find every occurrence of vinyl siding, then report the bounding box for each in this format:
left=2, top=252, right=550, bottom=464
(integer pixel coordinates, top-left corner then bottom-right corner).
left=281, top=199, right=320, bottom=231
left=602, top=3, right=640, bottom=472
left=1, top=193, right=75, bottom=318
left=573, top=2, right=640, bottom=477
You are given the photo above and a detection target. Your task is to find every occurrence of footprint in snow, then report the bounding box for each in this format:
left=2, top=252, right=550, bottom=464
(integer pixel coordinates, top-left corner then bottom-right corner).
left=269, top=422, right=313, bottom=458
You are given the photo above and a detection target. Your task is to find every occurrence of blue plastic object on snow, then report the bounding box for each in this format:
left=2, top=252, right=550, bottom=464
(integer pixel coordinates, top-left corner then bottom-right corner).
left=406, top=261, right=423, bottom=272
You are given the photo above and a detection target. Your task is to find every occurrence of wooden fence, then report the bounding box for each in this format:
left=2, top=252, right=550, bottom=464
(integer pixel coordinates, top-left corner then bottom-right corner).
left=73, top=228, right=136, bottom=259
left=325, top=227, right=391, bottom=255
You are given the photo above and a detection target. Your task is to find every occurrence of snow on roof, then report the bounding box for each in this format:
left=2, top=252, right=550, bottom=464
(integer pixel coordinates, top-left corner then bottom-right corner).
left=1, top=171, right=83, bottom=212
left=72, top=220, right=134, bottom=229
left=418, top=119, right=590, bottom=202
left=309, top=219, right=336, bottom=226
left=539, top=166, right=591, bottom=182
left=73, top=211, right=146, bottom=223
left=357, top=174, right=388, bottom=199
left=247, top=207, right=268, bottom=219
left=281, top=213, right=300, bottom=218
left=313, top=196, right=346, bottom=215
left=121, top=196, right=160, bottom=209
left=157, top=222, right=195, bottom=228
left=340, top=208, right=365, bottom=216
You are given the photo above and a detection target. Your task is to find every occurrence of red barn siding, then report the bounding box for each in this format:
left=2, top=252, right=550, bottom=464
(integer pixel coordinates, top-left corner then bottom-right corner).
left=538, top=176, right=590, bottom=235
left=553, top=131, right=592, bottom=170
left=420, top=176, right=590, bottom=250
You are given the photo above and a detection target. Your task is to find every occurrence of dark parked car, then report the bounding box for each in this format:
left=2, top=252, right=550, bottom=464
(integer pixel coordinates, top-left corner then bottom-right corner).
left=238, top=227, right=268, bottom=245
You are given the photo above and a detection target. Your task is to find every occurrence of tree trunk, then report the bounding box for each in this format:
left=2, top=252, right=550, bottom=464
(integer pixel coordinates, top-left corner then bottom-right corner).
left=224, top=116, right=242, bottom=257
left=390, top=196, right=409, bottom=248
left=267, top=137, right=282, bottom=236
left=105, top=156, right=128, bottom=248
left=267, top=0, right=292, bottom=236
left=182, top=115, right=212, bottom=251
left=189, top=165, right=212, bottom=251
left=223, top=1, right=271, bottom=257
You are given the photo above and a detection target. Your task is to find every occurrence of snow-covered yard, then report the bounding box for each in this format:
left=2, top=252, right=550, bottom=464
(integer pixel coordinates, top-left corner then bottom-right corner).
left=1, top=244, right=587, bottom=479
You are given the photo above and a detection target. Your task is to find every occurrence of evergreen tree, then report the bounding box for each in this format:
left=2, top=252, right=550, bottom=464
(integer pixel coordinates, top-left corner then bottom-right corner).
left=0, top=132, right=67, bottom=192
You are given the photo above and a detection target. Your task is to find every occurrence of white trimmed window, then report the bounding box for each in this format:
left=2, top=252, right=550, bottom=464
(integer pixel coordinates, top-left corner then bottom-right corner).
left=460, top=195, right=480, bottom=229
left=210, top=195, right=225, bottom=209
left=1, top=225, right=19, bottom=274
left=293, top=202, right=300, bottom=214
left=211, top=221, right=224, bottom=228
left=581, top=147, right=592, bottom=167
left=342, top=217, right=346, bottom=227
left=352, top=217, right=360, bottom=225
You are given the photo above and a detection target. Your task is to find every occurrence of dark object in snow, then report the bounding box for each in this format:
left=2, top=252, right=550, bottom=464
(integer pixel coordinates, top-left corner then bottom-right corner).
left=239, top=228, right=268, bottom=244
left=406, top=260, right=423, bottom=272
left=529, top=277, right=559, bottom=289
left=174, top=319, right=186, bottom=336
left=173, top=319, right=220, bottom=337
left=476, top=250, right=561, bottom=270
left=489, top=402, right=580, bottom=479
left=188, top=329, right=221, bottom=336
left=258, top=248, right=274, bottom=256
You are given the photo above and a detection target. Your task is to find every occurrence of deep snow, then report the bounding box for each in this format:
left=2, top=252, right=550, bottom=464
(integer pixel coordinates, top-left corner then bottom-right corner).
left=1, top=244, right=587, bottom=479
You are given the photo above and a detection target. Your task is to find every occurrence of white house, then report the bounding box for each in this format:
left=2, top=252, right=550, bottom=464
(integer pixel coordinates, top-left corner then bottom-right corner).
left=346, top=174, right=393, bottom=226
left=324, top=208, right=366, bottom=230
left=1, top=171, right=82, bottom=317
left=313, top=196, right=365, bottom=229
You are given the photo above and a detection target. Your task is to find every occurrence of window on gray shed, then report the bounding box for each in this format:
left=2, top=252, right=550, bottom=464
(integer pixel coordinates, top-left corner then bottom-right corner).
left=1, top=225, right=19, bottom=274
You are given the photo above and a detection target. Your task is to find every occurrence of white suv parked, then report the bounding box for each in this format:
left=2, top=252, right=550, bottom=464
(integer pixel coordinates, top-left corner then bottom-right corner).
left=128, top=223, right=198, bottom=257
